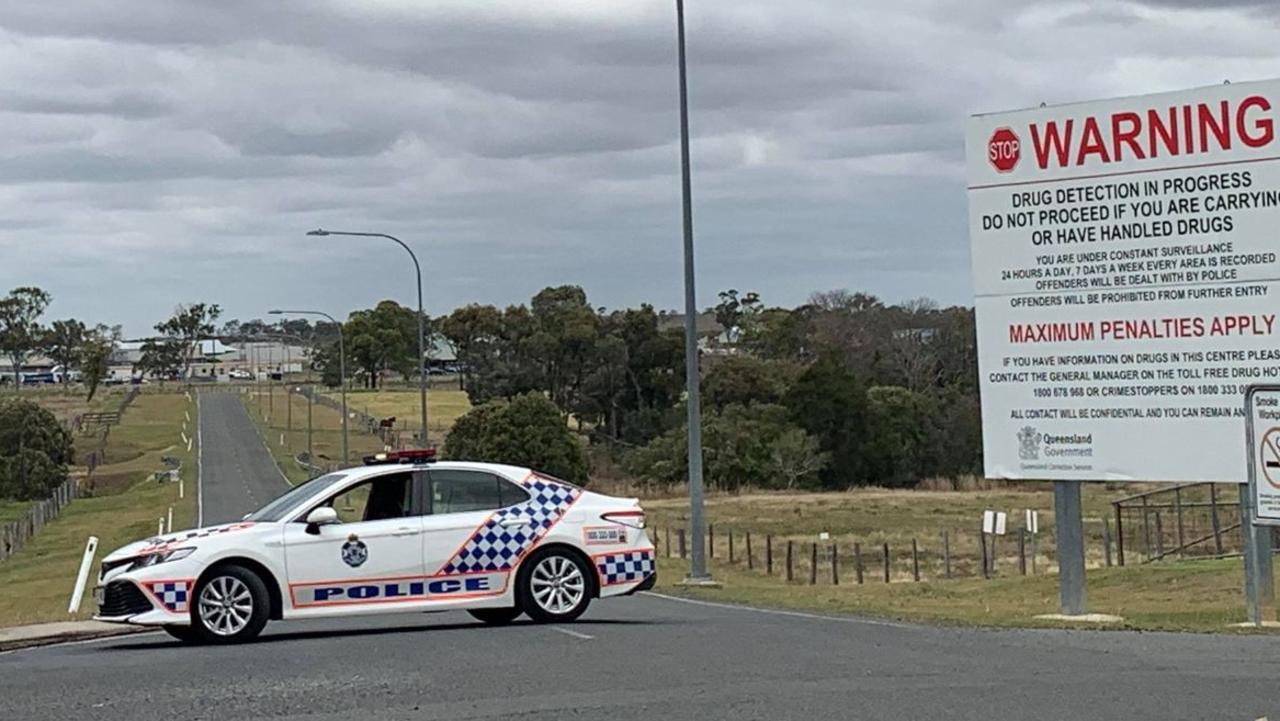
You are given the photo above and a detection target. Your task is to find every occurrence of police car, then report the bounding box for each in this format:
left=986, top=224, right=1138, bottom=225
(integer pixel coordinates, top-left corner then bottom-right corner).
left=94, top=450, right=655, bottom=643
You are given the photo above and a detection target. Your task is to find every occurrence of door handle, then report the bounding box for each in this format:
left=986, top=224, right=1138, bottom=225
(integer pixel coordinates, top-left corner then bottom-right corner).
left=499, top=517, right=531, bottom=528
left=393, top=528, right=421, bottom=536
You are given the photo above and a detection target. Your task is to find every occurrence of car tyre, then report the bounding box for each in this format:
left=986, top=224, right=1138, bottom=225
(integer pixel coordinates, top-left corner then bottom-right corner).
left=162, top=625, right=201, bottom=644
left=467, top=607, right=523, bottom=625
left=518, top=548, right=593, bottom=623
left=191, top=565, right=270, bottom=644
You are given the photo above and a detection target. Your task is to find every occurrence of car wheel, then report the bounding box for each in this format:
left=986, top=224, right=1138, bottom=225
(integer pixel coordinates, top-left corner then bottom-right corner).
left=162, top=625, right=200, bottom=644
left=519, top=548, right=593, bottom=623
left=191, top=565, right=270, bottom=644
left=468, top=607, right=522, bottom=625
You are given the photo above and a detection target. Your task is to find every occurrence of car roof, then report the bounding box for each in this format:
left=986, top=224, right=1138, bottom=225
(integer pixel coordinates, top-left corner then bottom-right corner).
left=342, top=459, right=535, bottom=482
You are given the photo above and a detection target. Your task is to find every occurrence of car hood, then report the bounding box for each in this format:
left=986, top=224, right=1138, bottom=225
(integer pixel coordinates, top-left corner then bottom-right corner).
left=102, top=521, right=266, bottom=562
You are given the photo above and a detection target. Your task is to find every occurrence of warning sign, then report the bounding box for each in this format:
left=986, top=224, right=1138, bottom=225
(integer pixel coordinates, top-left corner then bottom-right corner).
left=1246, top=388, right=1280, bottom=523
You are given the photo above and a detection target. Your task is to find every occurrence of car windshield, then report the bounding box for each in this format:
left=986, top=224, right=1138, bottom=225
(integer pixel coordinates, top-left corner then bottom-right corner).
left=243, top=473, right=350, bottom=522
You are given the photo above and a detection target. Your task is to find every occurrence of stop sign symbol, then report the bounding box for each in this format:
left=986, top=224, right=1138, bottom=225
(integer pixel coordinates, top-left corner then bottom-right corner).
left=988, top=127, right=1020, bottom=173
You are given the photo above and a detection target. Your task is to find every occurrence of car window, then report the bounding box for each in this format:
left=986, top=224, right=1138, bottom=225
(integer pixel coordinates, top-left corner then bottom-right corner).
left=318, top=473, right=413, bottom=523
left=430, top=470, right=527, bottom=514
left=245, top=472, right=349, bottom=522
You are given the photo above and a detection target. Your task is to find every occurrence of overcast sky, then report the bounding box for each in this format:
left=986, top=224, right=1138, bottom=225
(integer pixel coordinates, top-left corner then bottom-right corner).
left=3, top=0, right=1279, bottom=335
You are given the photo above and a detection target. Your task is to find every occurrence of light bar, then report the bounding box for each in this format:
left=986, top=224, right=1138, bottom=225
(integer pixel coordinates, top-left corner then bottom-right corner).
left=363, top=448, right=438, bottom=466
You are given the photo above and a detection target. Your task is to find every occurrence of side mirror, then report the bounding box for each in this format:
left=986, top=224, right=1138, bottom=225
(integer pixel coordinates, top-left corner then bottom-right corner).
left=304, top=506, right=339, bottom=534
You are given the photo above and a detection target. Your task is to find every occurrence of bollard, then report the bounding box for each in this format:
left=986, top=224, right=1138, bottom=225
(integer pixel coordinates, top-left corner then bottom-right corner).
left=786, top=540, right=794, bottom=582
left=855, top=542, right=864, bottom=584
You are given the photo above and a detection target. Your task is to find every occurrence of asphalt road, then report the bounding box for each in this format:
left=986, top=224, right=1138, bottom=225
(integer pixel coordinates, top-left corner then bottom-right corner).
left=1, top=392, right=1277, bottom=720
left=198, top=390, right=291, bottom=524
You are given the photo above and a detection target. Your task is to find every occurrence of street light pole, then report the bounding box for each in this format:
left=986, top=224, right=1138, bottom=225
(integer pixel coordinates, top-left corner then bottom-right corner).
left=307, top=229, right=429, bottom=445
left=270, top=310, right=348, bottom=466
left=675, top=0, right=711, bottom=583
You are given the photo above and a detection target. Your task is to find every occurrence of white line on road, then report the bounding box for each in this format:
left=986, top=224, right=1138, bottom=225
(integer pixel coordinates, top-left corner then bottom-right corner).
left=550, top=626, right=594, bottom=640
left=640, top=591, right=913, bottom=629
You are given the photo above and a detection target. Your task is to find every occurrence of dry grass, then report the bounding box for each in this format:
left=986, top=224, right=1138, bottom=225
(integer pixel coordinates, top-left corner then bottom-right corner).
left=323, top=388, right=472, bottom=438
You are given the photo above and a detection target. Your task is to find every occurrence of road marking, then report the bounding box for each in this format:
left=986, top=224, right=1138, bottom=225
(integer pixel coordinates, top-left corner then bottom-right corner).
left=640, top=591, right=913, bottom=629
left=550, top=626, right=594, bottom=640
left=196, top=392, right=204, bottom=527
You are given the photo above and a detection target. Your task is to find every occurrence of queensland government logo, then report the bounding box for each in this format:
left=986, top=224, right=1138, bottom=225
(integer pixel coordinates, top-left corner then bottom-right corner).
left=1017, top=426, right=1042, bottom=460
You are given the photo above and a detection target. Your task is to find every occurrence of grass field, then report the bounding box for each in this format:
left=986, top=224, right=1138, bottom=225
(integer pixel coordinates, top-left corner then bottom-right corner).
left=647, top=488, right=1277, bottom=632
left=0, top=391, right=197, bottom=627
left=321, top=388, right=472, bottom=439
left=241, top=388, right=387, bottom=485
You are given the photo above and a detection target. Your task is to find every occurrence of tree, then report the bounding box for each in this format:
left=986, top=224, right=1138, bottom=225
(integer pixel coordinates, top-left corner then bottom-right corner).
left=783, top=354, right=871, bottom=488
left=863, top=385, right=939, bottom=487
left=0, top=287, right=52, bottom=389
left=0, top=398, right=73, bottom=500
left=80, top=324, right=121, bottom=401
left=45, top=319, right=86, bottom=381
left=155, top=302, right=221, bottom=379
left=345, top=301, right=416, bottom=389
left=134, top=339, right=184, bottom=384
left=444, top=393, right=588, bottom=484
left=702, top=356, right=793, bottom=411
left=713, top=289, right=762, bottom=344
left=441, top=304, right=504, bottom=400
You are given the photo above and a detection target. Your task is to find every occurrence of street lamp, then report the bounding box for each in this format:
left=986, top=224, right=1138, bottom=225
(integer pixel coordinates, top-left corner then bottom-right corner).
left=270, top=309, right=348, bottom=466
left=674, top=0, right=712, bottom=584
left=307, top=228, right=430, bottom=445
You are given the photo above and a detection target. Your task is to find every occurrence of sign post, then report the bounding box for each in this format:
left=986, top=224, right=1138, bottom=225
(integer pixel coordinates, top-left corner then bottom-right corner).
left=1241, top=385, right=1279, bottom=624
left=968, top=79, right=1280, bottom=618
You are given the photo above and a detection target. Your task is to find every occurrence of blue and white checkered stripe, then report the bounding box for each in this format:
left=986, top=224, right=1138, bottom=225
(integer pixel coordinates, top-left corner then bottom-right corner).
left=440, top=479, right=581, bottom=574
left=596, top=550, right=655, bottom=586
left=149, top=581, right=190, bottom=613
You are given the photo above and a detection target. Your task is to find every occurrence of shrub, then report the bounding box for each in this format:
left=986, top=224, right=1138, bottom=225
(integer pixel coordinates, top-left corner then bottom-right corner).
left=0, top=399, right=73, bottom=500
left=444, top=392, right=588, bottom=484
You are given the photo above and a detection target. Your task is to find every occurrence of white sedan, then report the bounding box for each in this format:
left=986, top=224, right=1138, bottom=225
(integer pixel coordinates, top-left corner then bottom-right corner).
left=94, top=450, right=655, bottom=643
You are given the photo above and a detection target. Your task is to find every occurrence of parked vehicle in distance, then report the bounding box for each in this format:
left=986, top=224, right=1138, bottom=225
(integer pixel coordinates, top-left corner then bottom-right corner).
left=94, top=450, right=655, bottom=643
left=227, top=369, right=253, bottom=380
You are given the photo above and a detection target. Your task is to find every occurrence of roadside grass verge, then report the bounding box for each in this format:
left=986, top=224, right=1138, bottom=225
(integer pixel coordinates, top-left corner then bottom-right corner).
left=0, top=391, right=197, bottom=627
left=653, top=554, right=1275, bottom=633
left=241, top=388, right=385, bottom=485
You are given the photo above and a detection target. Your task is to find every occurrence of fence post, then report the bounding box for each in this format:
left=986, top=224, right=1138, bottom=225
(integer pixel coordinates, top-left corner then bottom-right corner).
left=809, top=543, right=818, bottom=585
left=729, top=530, right=735, bottom=564
left=746, top=532, right=754, bottom=570
left=678, top=529, right=687, bottom=560
left=854, top=542, right=864, bottom=584
left=1174, top=486, right=1185, bottom=559
left=943, top=530, right=951, bottom=578
left=832, top=544, right=839, bottom=585
left=666, top=527, right=672, bottom=558
left=1018, top=529, right=1027, bottom=575
left=766, top=535, right=774, bottom=575
left=882, top=542, right=891, bottom=583
left=785, top=541, right=794, bottom=582
left=1210, top=484, right=1224, bottom=555
left=1141, top=495, right=1152, bottom=560
left=911, top=538, right=920, bottom=582
left=1155, top=512, right=1165, bottom=558
left=1115, top=502, right=1126, bottom=566
left=709, top=524, right=715, bottom=559
left=980, top=531, right=990, bottom=579
left=1103, top=519, right=1113, bottom=567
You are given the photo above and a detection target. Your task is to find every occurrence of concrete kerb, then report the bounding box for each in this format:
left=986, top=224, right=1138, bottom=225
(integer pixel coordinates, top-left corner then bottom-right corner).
left=0, top=621, right=150, bottom=653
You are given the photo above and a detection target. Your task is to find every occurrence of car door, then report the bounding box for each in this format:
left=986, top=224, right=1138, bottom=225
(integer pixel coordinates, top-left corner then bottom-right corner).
left=282, top=470, right=427, bottom=611
left=421, top=469, right=531, bottom=600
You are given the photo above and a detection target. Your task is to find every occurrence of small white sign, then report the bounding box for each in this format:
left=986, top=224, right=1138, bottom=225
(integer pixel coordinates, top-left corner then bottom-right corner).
left=818, top=532, right=830, bottom=541
left=994, top=512, right=1008, bottom=536
left=983, top=510, right=996, bottom=534
left=1025, top=509, right=1039, bottom=534
left=1247, top=387, right=1280, bottom=524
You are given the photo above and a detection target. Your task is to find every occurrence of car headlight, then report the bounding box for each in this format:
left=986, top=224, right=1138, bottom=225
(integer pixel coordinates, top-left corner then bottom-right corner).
left=129, top=547, right=196, bottom=570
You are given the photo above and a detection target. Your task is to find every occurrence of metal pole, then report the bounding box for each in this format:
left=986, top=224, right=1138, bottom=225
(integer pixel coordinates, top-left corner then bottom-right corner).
left=305, top=229, right=428, bottom=445
left=1054, top=481, right=1088, bottom=615
left=675, top=0, right=710, bottom=584
left=307, top=385, right=313, bottom=458
left=1240, top=487, right=1276, bottom=625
